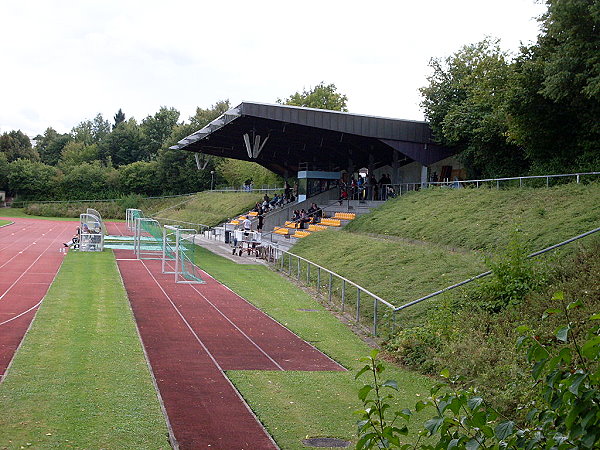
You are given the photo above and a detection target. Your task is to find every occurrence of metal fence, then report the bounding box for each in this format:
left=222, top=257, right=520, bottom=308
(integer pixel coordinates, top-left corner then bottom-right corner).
left=267, top=246, right=397, bottom=336
left=264, top=224, right=600, bottom=337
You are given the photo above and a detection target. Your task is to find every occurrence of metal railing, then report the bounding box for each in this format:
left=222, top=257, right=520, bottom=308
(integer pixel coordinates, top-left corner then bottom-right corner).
left=266, top=246, right=396, bottom=336
left=263, top=224, right=600, bottom=337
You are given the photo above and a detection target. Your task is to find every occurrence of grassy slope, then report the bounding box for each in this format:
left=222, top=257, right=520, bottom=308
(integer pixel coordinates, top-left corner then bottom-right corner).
left=0, top=208, right=79, bottom=221
left=345, top=183, right=600, bottom=252
left=0, top=252, right=169, bottom=449
left=194, top=247, right=433, bottom=449
left=153, top=191, right=263, bottom=226
left=289, top=183, right=600, bottom=321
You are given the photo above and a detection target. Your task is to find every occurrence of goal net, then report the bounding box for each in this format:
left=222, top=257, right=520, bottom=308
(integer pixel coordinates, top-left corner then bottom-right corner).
left=162, top=225, right=205, bottom=284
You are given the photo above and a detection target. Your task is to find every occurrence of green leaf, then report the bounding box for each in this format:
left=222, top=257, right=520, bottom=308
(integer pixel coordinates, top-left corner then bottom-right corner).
left=566, top=299, right=582, bottom=311
left=555, top=325, right=570, bottom=343
left=516, top=325, right=532, bottom=334
left=542, top=307, right=562, bottom=319
left=558, top=347, right=572, bottom=364
left=358, top=385, right=373, bottom=401
left=355, top=364, right=371, bottom=380
left=382, top=380, right=398, bottom=391
left=370, top=348, right=380, bottom=359
left=590, top=313, right=600, bottom=320
left=568, top=372, right=587, bottom=395
left=495, top=421, right=515, bottom=440
left=440, top=368, right=450, bottom=378
left=552, top=291, right=564, bottom=301
left=424, top=416, right=444, bottom=435
left=581, top=336, right=600, bottom=359
left=532, top=360, right=547, bottom=379
left=465, top=438, right=480, bottom=450
left=448, top=438, right=460, bottom=450
left=415, top=400, right=428, bottom=412
left=467, top=397, right=484, bottom=411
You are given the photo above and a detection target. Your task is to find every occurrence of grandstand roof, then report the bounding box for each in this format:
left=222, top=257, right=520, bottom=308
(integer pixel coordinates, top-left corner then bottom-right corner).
left=171, top=102, right=454, bottom=176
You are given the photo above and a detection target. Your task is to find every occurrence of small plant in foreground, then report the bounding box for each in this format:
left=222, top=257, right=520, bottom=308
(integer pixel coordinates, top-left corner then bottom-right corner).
left=355, top=292, right=600, bottom=449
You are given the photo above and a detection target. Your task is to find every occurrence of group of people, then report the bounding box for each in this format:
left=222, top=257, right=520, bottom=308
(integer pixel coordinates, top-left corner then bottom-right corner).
left=290, top=203, right=321, bottom=229
left=338, top=173, right=396, bottom=202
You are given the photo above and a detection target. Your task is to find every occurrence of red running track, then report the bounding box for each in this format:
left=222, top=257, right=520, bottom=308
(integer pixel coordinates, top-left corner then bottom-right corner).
left=115, top=250, right=345, bottom=450
left=0, top=217, right=75, bottom=380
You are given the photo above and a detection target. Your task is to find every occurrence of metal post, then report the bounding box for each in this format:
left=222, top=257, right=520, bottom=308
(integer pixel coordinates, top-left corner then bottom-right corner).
left=356, top=288, right=361, bottom=322
left=297, top=256, right=300, bottom=280
left=288, top=252, right=291, bottom=274
left=546, top=176, right=549, bottom=187
left=577, top=174, right=580, bottom=183
left=496, top=180, right=499, bottom=189
left=392, top=310, right=396, bottom=334
left=519, top=177, right=522, bottom=188
left=373, top=298, right=378, bottom=336
left=341, top=280, right=346, bottom=312
left=328, top=273, right=332, bottom=302
left=317, top=267, right=321, bottom=292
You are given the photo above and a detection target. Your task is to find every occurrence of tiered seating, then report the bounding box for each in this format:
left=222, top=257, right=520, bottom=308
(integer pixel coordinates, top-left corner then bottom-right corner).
left=320, top=218, right=341, bottom=227
left=294, top=230, right=311, bottom=238
left=284, top=221, right=300, bottom=229
left=228, top=219, right=241, bottom=225
left=248, top=211, right=258, bottom=217
left=307, top=224, right=328, bottom=231
left=333, top=212, right=356, bottom=220
left=274, top=227, right=289, bottom=235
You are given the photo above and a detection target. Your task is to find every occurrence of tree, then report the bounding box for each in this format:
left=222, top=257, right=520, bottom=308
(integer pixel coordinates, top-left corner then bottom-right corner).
left=0, top=130, right=39, bottom=162
left=34, top=127, right=71, bottom=166
left=119, top=160, right=161, bottom=196
left=507, top=0, right=600, bottom=172
left=0, top=152, right=8, bottom=191
left=58, top=141, right=100, bottom=169
left=101, top=118, right=143, bottom=166
left=7, top=158, right=58, bottom=199
left=420, top=39, right=528, bottom=177
left=140, top=106, right=180, bottom=160
left=113, top=108, right=126, bottom=130
left=71, top=114, right=111, bottom=146
left=278, top=82, right=348, bottom=111
left=60, top=162, right=119, bottom=200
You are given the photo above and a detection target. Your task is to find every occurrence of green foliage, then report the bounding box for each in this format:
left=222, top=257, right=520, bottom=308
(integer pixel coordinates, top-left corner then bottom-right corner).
left=60, top=161, right=120, bottom=200
left=59, top=141, right=101, bottom=169
left=100, top=118, right=144, bottom=166
left=0, top=130, right=39, bottom=162
left=7, top=158, right=59, bottom=199
left=34, top=127, right=71, bottom=165
left=278, top=82, right=348, bottom=111
left=71, top=113, right=111, bottom=146
left=113, top=108, right=126, bottom=129
left=475, top=229, right=544, bottom=312
left=216, top=158, right=282, bottom=188
left=0, top=151, right=8, bottom=191
left=118, top=160, right=161, bottom=196
left=139, top=106, right=180, bottom=159
left=420, top=39, right=527, bottom=177
left=357, top=302, right=600, bottom=448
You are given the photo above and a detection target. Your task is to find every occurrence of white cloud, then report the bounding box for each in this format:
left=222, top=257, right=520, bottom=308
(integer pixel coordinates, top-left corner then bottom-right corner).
left=0, top=0, right=545, bottom=137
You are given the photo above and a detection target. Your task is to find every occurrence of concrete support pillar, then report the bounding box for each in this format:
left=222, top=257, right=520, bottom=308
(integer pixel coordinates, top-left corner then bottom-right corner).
left=420, top=164, right=429, bottom=187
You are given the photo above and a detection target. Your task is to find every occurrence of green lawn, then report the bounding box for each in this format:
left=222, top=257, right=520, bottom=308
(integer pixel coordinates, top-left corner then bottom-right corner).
left=154, top=191, right=263, bottom=226
left=0, top=208, right=79, bottom=221
left=0, top=251, right=169, bottom=449
left=196, top=247, right=434, bottom=449
left=0, top=219, right=12, bottom=226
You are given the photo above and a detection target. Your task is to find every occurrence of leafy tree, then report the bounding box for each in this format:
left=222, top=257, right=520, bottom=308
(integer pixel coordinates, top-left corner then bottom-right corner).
left=216, top=159, right=282, bottom=189
left=60, top=162, right=119, bottom=199
left=278, top=82, right=348, bottom=111
left=113, top=108, right=126, bottom=130
left=0, top=152, right=8, bottom=191
left=140, top=106, right=180, bottom=159
left=507, top=0, right=600, bottom=173
left=0, top=130, right=39, bottom=162
left=71, top=114, right=111, bottom=146
left=34, top=127, right=71, bottom=166
left=7, top=158, right=58, bottom=199
left=420, top=39, right=528, bottom=177
left=101, top=118, right=143, bottom=166
left=119, top=160, right=161, bottom=196
left=58, top=141, right=101, bottom=169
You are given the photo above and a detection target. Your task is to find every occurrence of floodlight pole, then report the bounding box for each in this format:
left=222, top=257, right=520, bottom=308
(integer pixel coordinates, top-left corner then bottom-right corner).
left=210, top=170, right=215, bottom=190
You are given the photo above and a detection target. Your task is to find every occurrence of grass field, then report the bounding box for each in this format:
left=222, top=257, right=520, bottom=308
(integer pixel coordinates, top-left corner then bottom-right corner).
left=195, top=247, right=434, bottom=449
left=0, top=208, right=79, bottom=221
left=152, top=191, right=263, bottom=226
left=0, top=251, right=169, bottom=449
left=0, top=219, right=11, bottom=226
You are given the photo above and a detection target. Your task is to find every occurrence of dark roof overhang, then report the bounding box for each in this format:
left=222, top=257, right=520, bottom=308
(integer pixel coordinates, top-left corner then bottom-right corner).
left=172, top=102, right=454, bottom=176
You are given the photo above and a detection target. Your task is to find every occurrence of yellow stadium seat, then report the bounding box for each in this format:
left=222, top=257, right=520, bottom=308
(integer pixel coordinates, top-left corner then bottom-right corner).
left=307, top=224, right=328, bottom=231
left=294, top=230, right=311, bottom=238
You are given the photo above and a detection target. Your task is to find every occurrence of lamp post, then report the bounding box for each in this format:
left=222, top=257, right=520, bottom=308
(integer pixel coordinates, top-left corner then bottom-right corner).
left=210, top=170, right=215, bottom=190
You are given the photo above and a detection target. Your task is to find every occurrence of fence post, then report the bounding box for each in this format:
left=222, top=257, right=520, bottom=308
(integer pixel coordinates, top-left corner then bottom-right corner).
left=373, top=298, right=378, bottom=336
left=317, top=267, right=321, bottom=292
left=546, top=176, right=549, bottom=187
left=356, top=288, right=361, bottom=322
left=328, top=273, right=333, bottom=302
left=342, top=280, right=346, bottom=312
left=577, top=174, right=580, bottom=184
left=297, top=256, right=301, bottom=281
left=519, top=177, right=523, bottom=188
left=307, top=262, right=311, bottom=284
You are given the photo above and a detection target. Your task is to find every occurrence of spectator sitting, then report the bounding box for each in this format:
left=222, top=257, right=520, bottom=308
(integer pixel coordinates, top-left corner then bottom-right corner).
left=299, top=209, right=310, bottom=229
left=291, top=209, right=300, bottom=228
left=63, top=227, right=81, bottom=248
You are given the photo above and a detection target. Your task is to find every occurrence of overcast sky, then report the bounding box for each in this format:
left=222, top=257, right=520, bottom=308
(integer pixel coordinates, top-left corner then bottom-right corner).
left=0, top=0, right=546, bottom=138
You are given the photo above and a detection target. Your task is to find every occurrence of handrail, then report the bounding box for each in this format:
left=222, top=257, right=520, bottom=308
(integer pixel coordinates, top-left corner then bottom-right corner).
left=394, top=225, right=600, bottom=312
